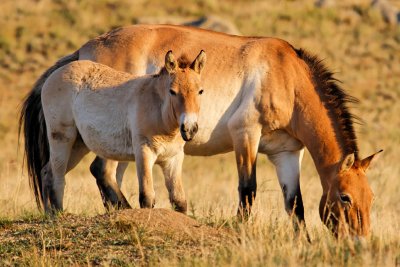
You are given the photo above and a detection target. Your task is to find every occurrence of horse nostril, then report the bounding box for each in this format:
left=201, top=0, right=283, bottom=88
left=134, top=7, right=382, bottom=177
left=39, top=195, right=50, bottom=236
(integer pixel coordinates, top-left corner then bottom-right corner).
left=192, top=123, right=198, bottom=134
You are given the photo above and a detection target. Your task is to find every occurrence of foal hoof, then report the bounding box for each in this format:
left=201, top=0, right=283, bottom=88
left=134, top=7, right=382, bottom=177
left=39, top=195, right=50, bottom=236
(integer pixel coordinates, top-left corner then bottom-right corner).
left=172, top=200, right=187, bottom=214
left=139, top=193, right=155, bottom=209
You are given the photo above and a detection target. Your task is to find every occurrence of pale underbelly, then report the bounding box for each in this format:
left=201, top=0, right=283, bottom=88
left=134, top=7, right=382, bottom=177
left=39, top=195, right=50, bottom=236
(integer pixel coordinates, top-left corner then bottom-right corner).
left=76, top=120, right=135, bottom=161
left=81, top=131, right=135, bottom=161
left=184, top=129, right=304, bottom=156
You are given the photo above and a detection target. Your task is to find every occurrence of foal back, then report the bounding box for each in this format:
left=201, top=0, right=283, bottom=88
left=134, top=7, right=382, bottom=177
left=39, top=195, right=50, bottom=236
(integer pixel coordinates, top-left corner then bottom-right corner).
left=42, top=60, right=137, bottom=162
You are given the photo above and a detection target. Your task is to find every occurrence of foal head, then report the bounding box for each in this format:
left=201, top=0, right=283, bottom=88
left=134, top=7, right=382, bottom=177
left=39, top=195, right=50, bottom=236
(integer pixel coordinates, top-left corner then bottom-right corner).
left=164, top=50, right=206, bottom=141
left=320, top=151, right=382, bottom=238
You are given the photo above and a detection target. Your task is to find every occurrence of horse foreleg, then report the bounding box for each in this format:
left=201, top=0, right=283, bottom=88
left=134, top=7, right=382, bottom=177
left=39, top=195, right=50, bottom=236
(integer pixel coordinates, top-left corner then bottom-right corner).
left=268, top=149, right=310, bottom=240
left=135, top=146, right=156, bottom=209
left=90, top=157, right=131, bottom=210
left=230, top=128, right=261, bottom=219
left=159, top=151, right=187, bottom=213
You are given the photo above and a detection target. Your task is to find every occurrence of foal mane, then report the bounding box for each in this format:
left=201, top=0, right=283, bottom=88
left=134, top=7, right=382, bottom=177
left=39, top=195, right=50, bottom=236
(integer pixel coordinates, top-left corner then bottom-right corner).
left=295, top=48, right=360, bottom=160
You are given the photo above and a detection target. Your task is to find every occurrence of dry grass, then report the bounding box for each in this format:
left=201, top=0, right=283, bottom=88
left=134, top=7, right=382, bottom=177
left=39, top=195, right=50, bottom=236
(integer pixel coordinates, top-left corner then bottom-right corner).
left=0, top=0, right=399, bottom=265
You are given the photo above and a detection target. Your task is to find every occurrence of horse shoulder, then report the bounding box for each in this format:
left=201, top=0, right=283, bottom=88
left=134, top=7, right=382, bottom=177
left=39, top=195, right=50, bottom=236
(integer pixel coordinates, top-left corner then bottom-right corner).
left=256, top=41, right=301, bottom=131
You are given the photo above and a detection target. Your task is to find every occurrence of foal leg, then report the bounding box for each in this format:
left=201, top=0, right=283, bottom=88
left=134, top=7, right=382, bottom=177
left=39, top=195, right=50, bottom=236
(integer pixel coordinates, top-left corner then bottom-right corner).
left=268, top=149, right=309, bottom=239
left=41, top=162, right=53, bottom=212
left=159, top=151, right=187, bottom=213
left=90, top=157, right=131, bottom=210
left=116, top=162, right=129, bottom=189
left=46, top=128, right=78, bottom=213
left=135, top=146, right=156, bottom=208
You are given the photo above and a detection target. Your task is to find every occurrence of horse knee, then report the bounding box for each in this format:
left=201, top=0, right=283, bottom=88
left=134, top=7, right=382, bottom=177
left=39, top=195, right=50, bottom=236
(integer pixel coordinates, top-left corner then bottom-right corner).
left=139, top=192, right=155, bottom=209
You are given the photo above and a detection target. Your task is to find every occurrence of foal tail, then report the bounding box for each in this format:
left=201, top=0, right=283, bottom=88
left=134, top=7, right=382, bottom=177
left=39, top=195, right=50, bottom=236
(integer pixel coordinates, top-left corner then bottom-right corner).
left=18, top=50, right=79, bottom=209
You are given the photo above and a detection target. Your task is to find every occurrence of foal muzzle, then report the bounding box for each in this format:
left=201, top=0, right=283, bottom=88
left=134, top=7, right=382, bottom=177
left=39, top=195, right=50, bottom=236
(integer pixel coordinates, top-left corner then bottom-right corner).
left=180, top=122, right=198, bottom=141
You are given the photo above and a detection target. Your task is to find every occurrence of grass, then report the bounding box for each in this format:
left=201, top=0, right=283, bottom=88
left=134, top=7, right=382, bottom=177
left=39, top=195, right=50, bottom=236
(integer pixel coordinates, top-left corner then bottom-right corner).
left=0, top=0, right=399, bottom=265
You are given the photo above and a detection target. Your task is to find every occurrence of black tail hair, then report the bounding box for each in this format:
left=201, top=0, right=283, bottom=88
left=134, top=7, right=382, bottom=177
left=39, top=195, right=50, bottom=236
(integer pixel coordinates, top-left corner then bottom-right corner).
left=18, top=50, right=79, bottom=209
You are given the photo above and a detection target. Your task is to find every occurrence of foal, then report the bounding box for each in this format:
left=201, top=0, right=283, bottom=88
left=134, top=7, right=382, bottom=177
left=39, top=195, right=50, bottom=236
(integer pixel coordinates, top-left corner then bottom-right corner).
left=37, top=50, right=206, bottom=213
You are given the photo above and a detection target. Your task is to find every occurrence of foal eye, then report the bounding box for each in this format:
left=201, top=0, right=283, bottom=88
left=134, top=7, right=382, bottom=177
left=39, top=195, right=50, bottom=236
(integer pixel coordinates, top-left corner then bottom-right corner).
left=199, top=89, right=204, bottom=95
left=169, top=90, right=177, bottom=96
left=339, top=194, right=352, bottom=205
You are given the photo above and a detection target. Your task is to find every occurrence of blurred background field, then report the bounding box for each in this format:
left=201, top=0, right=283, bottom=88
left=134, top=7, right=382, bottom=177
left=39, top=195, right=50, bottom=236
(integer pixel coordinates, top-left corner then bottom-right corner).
left=0, top=0, right=399, bottom=265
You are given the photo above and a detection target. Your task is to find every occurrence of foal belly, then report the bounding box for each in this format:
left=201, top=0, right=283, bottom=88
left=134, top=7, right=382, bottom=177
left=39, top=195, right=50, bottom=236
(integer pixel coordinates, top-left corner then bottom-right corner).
left=73, top=108, right=135, bottom=161
left=79, top=124, right=135, bottom=161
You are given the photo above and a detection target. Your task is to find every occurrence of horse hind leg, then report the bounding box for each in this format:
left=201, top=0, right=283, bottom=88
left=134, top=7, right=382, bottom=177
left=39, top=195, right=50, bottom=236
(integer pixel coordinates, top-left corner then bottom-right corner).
left=268, top=149, right=310, bottom=241
left=90, top=157, right=131, bottom=210
left=41, top=162, right=53, bottom=212
left=46, top=125, right=79, bottom=213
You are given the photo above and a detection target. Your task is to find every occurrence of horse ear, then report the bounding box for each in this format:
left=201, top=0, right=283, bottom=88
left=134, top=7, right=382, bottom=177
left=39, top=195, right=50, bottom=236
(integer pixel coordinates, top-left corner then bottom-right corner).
left=165, top=50, right=177, bottom=74
left=340, top=153, right=355, bottom=173
left=360, top=149, right=383, bottom=171
left=190, top=50, right=206, bottom=74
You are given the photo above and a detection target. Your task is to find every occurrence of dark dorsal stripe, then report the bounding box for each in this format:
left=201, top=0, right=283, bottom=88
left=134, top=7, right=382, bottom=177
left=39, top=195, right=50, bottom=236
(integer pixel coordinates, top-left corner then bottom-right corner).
left=294, top=48, right=359, bottom=160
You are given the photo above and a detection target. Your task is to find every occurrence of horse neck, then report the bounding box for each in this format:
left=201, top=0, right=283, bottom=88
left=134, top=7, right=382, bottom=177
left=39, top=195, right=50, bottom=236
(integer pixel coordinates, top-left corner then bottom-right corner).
left=291, top=85, right=349, bottom=191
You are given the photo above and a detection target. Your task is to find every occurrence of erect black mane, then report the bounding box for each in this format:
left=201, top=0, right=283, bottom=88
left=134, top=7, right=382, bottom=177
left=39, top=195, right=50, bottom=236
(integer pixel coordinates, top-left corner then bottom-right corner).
left=295, top=48, right=360, bottom=160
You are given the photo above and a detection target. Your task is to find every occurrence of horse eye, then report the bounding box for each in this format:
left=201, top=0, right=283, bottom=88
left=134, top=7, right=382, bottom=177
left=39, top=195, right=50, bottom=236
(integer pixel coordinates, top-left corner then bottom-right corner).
left=169, top=90, right=177, bottom=96
left=339, top=194, right=352, bottom=205
left=199, top=89, right=204, bottom=95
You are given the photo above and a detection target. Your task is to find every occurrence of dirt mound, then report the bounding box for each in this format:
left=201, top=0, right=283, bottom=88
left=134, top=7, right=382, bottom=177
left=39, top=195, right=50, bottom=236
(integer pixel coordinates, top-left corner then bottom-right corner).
left=0, top=210, right=234, bottom=265
left=112, top=209, right=229, bottom=243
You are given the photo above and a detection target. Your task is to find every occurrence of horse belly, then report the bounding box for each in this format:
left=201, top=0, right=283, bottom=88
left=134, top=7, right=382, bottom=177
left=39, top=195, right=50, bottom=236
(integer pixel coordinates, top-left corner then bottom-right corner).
left=72, top=101, right=135, bottom=161
left=184, top=122, right=233, bottom=156
left=79, top=123, right=135, bottom=161
left=258, top=130, right=304, bottom=154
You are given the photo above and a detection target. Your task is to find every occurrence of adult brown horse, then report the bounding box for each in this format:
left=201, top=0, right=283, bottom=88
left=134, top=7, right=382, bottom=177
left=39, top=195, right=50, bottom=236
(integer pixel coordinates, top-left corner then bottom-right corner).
left=20, top=25, right=381, bottom=237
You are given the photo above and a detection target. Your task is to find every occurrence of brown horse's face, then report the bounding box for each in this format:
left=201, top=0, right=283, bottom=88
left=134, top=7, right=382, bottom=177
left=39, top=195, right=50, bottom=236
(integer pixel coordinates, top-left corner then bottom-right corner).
left=164, top=50, right=206, bottom=141
left=319, top=152, right=381, bottom=238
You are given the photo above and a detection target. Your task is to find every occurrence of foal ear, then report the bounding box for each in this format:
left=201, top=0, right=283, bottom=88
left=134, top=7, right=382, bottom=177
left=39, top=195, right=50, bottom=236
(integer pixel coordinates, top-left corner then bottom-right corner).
left=340, top=153, right=355, bottom=173
left=190, top=50, right=206, bottom=74
left=165, top=50, right=177, bottom=74
left=360, top=149, right=383, bottom=171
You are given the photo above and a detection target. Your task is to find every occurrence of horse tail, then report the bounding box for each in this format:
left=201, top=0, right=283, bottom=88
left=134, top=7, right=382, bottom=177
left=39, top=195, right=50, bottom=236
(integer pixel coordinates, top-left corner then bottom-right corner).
left=18, top=50, right=80, bottom=209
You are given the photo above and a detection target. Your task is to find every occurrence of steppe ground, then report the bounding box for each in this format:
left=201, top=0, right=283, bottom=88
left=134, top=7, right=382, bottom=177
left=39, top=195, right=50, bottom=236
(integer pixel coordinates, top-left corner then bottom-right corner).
left=0, top=0, right=399, bottom=265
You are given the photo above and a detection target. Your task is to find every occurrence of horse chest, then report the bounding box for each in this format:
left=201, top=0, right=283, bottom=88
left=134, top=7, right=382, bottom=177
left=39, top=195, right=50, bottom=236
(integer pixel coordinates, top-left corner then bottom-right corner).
left=146, top=137, right=184, bottom=162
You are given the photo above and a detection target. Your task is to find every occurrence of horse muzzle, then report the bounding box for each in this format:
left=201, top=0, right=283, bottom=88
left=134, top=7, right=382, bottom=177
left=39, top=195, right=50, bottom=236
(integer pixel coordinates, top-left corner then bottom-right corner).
left=180, top=122, right=198, bottom=141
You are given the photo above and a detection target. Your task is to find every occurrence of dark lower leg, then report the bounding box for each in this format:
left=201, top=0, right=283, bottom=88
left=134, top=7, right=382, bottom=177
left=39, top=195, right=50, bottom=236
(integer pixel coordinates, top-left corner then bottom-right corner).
left=237, top=164, right=257, bottom=219
left=90, top=157, right=131, bottom=210
left=283, top=184, right=310, bottom=242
